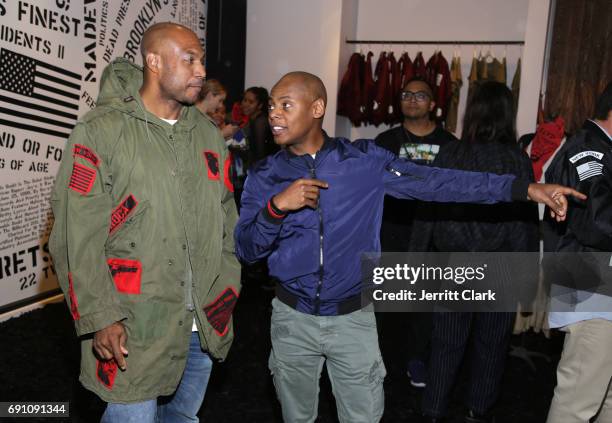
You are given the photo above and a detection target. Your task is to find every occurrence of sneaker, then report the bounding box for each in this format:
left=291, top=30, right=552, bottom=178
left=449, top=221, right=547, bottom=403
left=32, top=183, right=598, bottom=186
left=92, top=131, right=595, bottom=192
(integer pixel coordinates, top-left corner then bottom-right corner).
left=407, top=359, right=427, bottom=388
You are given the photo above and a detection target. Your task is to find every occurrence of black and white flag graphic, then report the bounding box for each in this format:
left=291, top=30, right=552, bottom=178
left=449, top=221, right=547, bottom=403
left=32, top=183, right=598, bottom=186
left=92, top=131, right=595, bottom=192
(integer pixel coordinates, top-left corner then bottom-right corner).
left=576, top=160, right=604, bottom=181
left=0, top=48, right=82, bottom=139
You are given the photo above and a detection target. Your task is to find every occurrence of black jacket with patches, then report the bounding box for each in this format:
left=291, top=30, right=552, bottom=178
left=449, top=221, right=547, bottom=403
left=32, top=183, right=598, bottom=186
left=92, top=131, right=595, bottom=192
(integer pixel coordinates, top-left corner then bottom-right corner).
left=545, top=120, right=612, bottom=252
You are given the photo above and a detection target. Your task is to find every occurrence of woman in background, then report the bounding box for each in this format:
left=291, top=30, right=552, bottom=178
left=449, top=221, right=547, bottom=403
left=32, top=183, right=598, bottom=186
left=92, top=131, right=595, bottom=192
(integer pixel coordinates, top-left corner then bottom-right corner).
left=240, top=86, right=278, bottom=166
left=416, top=81, right=539, bottom=423
left=196, top=79, right=239, bottom=140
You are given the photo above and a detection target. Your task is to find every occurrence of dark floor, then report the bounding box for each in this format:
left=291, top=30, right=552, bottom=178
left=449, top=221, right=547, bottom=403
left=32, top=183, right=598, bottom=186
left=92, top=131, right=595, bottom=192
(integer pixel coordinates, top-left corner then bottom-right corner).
left=0, top=281, right=563, bottom=422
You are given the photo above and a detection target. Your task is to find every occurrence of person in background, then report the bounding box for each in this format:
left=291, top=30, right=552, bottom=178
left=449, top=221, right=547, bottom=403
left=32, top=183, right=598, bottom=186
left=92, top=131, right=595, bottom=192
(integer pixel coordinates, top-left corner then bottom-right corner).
left=417, top=81, right=539, bottom=423
left=211, top=102, right=228, bottom=128
left=49, top=23, right=240, bottom=423
left=195, top=79, right=239, bottom=140
left=545, top=82, right=612, bottom=423
left=375, top=77, right=457, bottom=389
left=241, top=86, right=278, bottom=166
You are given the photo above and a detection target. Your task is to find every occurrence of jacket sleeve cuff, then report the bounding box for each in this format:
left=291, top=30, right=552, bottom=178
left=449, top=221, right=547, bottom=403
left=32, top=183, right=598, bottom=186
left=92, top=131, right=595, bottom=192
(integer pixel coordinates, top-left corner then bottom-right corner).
left=511, top=178, right=530, bottom=201
left=261, top=198, right=286, bottom=224
left=74, top=307, right=127, bottom=337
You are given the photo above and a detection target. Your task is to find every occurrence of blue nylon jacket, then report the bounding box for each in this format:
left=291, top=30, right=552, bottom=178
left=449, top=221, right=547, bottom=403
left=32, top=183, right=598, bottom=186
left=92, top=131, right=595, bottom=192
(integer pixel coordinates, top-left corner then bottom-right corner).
left=235, top=135, right=526, bottom=315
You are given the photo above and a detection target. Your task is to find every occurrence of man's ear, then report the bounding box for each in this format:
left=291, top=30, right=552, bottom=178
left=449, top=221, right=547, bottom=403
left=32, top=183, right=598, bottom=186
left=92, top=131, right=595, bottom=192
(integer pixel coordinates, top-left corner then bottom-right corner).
left=145, top=53, right=160, bottom=74
left=312, top=98, right=326, bottom=119
left=428, top=100, right=436, bottom=113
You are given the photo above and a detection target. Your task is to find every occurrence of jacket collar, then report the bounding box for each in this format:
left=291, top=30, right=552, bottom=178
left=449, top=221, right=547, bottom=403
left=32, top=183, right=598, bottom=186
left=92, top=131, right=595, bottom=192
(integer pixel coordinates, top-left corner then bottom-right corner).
left=281, top=131, right=337, bottom=166
left=585, top=119, right=612, bottom=144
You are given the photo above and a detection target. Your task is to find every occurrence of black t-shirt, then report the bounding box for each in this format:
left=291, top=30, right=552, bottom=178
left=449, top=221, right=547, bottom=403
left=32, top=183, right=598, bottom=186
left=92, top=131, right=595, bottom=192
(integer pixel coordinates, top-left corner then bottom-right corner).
left=374, top=124, right=457, bottom=251
left=375, top=124, right=457, bottom=165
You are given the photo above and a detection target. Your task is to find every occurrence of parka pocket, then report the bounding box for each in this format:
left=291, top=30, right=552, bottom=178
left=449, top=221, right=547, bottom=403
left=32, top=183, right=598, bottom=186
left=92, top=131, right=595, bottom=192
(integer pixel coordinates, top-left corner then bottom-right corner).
left=106, top=197, right=150, bottom=255
left=107, top=258, right=142, bottom=294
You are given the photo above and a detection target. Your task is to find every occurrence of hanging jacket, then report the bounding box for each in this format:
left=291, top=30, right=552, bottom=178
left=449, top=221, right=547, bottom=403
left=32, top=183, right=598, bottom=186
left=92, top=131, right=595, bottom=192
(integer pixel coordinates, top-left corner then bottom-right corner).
left=395, top=52, right=414, bottom=123
left=372, top=52, right=390, bottom=127
left=362, top=52, right=376, bottom=126
left=235, top=134, right=530, bottom=316
left=399, top=52, right=414, bottom=91
left=49, top=58, right=241, bottom=403
left=386, top=52, right=401, bottom=125
left=445, top=55, right=463, bottom=133
left=337, top=52, right=364, bottom=126
left=413, top=51, right=427, bottom=79
left=425, top=52, right=452, bottom=122
left=467, top=55, right=479, bottom=104
left=512, top=57, right=521, bottom=116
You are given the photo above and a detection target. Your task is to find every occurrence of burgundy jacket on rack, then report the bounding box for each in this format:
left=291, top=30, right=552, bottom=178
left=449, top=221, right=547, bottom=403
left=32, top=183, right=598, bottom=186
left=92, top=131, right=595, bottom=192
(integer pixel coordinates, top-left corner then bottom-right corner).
left=337, top=52, right=364, bottom=126
left=426, top=52, right=451, bottom=122
left=396, top=52, right=413, bottom=122
left=362, top=52, right=375, bottom=126
left=372, top=52, right=390, bottom=127
left=387, top=52, right=401, bottom=125
left=399, top=52, right=414, bottom=91
left=413, top=52, right=427, bottom=79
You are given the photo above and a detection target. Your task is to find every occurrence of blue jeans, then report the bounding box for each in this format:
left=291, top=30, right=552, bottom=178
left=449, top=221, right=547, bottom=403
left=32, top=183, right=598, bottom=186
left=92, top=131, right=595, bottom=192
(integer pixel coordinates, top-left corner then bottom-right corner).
left=101, top=332, right=213, bottom=423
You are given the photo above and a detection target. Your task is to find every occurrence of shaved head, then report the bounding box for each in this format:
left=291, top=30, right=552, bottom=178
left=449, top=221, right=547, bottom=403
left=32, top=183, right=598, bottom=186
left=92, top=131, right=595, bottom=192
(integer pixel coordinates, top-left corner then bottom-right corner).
left=276, top=71, right=327, bottom=106
left=141, top=22, right=196, bottom=59
left=138, top=21, right=205, bottom=116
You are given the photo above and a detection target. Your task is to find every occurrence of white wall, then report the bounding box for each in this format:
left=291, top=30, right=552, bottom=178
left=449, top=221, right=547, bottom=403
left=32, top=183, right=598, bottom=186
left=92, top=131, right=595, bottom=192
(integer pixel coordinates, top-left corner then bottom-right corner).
left=245, top=0, right=550, bottom=140
left=245, top=0, right=348, bottom=135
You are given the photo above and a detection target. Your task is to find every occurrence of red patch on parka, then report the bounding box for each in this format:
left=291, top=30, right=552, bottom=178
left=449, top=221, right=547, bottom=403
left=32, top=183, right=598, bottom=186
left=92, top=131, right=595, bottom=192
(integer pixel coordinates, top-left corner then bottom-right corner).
left=203, top=286, right=239, bottom=336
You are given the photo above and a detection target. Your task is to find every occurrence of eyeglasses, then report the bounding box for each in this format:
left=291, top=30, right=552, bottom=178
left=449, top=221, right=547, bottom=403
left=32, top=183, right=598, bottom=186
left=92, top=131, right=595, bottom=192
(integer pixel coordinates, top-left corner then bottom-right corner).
left=400, top=91, right=431, bottom=102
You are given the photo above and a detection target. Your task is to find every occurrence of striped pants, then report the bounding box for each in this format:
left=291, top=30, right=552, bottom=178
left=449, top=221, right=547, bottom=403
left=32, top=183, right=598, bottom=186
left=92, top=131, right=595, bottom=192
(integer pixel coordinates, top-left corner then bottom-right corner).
left=422, top=312, right=515, bottom=418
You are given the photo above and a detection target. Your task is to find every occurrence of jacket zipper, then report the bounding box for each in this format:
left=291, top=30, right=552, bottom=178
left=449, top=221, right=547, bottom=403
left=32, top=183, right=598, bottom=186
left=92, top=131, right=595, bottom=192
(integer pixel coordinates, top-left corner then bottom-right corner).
left=308, top=162, right=324, bottom=315
left=386, top=165, right=425, bottom=180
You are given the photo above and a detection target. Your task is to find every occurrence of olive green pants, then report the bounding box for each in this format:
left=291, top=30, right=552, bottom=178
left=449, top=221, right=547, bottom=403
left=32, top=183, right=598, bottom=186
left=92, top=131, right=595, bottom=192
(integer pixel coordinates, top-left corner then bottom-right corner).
left=268, top=298, right=386, bottom=423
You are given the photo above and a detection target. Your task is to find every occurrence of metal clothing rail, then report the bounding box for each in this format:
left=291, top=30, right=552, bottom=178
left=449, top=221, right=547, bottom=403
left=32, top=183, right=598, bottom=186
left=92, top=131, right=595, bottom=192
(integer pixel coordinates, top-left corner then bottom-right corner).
left=345, top=39, right=524, bottom=45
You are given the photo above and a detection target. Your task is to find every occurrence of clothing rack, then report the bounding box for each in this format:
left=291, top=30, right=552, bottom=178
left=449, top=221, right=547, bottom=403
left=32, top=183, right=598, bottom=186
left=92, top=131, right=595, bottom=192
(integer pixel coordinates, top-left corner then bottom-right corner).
left=345, top=39, right=524, bottom=45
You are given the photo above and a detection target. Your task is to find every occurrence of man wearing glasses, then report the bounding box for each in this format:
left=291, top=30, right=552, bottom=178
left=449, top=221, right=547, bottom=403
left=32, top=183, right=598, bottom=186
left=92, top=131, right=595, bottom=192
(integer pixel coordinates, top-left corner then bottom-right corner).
left=375, top=78, right=457, bottom=389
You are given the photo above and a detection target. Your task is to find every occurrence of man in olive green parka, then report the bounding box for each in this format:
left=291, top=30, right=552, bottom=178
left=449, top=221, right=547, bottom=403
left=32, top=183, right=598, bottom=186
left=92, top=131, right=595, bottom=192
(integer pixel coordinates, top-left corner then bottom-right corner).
left=49, top=23, right=240, bottom=422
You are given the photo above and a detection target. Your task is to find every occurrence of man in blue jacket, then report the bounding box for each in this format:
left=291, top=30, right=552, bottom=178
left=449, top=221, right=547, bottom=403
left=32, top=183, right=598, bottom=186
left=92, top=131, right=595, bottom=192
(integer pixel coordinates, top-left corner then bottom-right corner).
left=234, top=71, right=584, bottom=423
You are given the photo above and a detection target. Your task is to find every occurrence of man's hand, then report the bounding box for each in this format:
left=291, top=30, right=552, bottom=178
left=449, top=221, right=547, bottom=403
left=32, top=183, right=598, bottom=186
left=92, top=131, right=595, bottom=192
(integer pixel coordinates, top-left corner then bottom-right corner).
left=273, top=179, right=329, bottom=211
left=93, top=321, right=128, bottom=370
left=527, top=183, right=587, bottom=222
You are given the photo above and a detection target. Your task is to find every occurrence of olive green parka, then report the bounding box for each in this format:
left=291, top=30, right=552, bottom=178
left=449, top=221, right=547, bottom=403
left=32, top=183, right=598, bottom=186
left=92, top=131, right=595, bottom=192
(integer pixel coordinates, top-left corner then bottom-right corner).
left=49, top=58, right=241, bottom=403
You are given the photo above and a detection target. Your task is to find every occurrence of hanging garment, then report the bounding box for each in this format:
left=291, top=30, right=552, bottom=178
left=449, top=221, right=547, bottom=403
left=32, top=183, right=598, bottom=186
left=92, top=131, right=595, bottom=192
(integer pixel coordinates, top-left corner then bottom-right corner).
left=386, top=52, right=401, bottom=125
left=425, top=51, right=452, bottom=121
left=478, top=52, right=489, bottom=81
left=413, top=51, right=427, bottom=79
left=512, top=57, right=521, bottom=116
left=362, top=52, right=375, bottom=126
left=399, top=52, right=414, bottom=89
left=489, top=57, right=507, bottom=84
left=391, top=52, right=403, bottom=98
left=468, top=52, right=505, bottom=103
left=372, top=51, right=391, bottom=126
left=395, top=52, right=414, bottom=123
left=337, top=52, right=365, bottom=126
left=530, top=116, right=565, bottom=181
left=467, top=54, right=479, bottom=104
left=445, top=55, right=463, bottom=133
